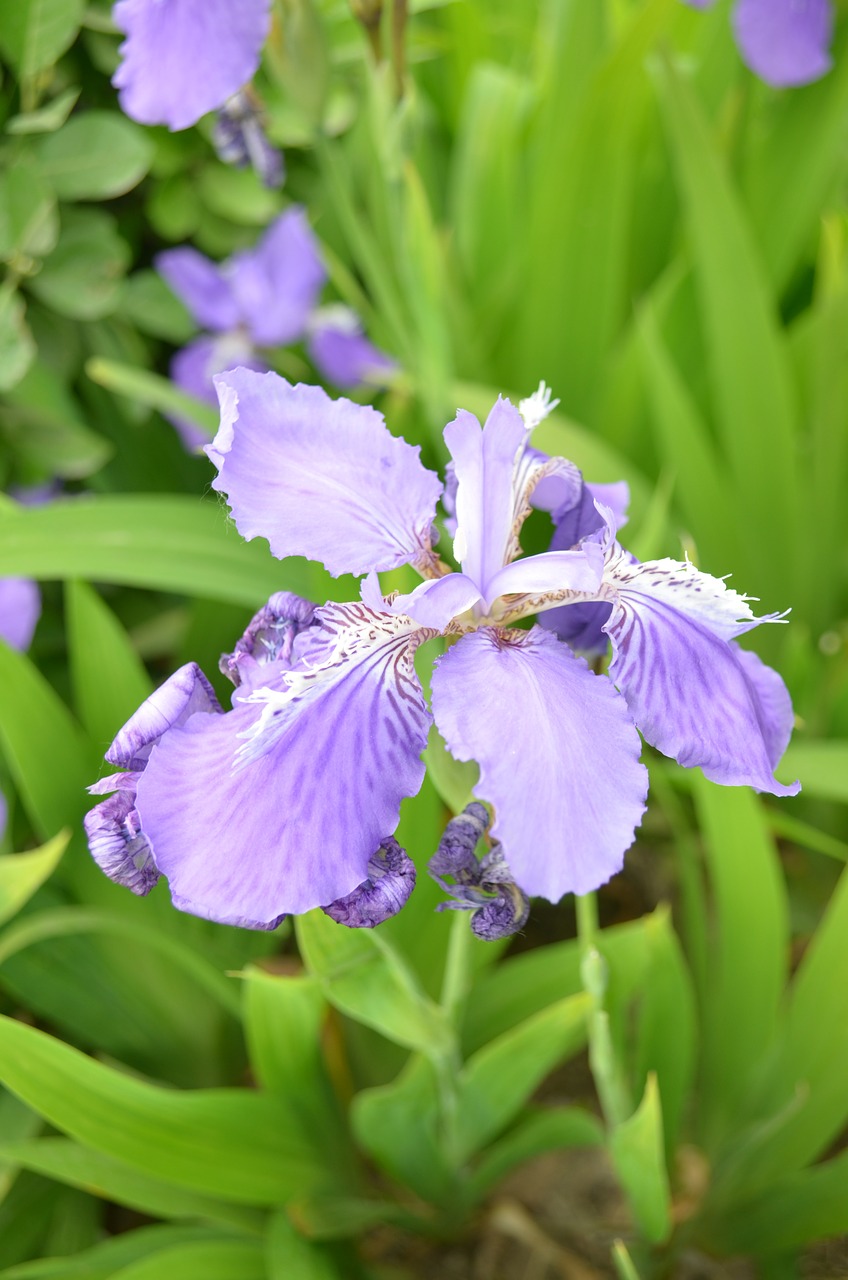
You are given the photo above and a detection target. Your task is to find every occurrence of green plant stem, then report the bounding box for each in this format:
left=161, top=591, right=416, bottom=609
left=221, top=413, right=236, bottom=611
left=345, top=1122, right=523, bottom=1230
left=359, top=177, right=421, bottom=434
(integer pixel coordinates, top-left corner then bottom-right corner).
left=430, top=911, right=473, bottom=1171
left=576, top=891, right=631, bottom=1128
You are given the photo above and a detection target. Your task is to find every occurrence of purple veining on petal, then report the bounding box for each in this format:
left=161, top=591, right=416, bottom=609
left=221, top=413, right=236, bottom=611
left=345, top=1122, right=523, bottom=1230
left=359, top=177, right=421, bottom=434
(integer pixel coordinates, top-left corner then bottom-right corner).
left=0, top=578, right=41, bottom=652
left=133, top=603, right=434, bottom=923
left=308, top=306, right=396, bottom=389
left=322, top=836, right=416, bottom=927
left=210, top=370, right=443, bottom=577
left=221, top=591, right=317, bottom=690
left=732, top=0, right=833, bottom=88
left=106, top=662, right=222, bottom=771
left=83, top=787, right=160, bottom=896
left=602, top=558, right=800, bottom=796
left=112, top=0, right=272, bottom=131
left=431, top=627, right=648, bottom=901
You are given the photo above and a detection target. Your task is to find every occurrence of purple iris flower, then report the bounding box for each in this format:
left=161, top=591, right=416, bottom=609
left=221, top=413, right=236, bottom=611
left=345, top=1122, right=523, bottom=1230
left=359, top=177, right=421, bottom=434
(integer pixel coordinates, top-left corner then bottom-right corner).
left=112, top=0, right=272, bottom=130
left=157, top=213, right=395, bottom=447
left=682, top=0, right=834, bottom=87
left=84, top=373, right=799, bottom=931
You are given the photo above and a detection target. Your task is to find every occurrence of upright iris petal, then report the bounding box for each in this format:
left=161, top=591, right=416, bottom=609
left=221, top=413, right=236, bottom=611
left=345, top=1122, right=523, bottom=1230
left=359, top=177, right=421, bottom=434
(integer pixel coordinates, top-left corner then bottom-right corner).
left=227, top=210, right=326, bottom=348
left=168, top=334, right=265, bottom=449
left=210, top=370, right=443, bottom=576
left=431, top=627, right=649, bottom=900
left=112, top=0, right=272, bottom=131
left=134, top=604, right=435, bottom=924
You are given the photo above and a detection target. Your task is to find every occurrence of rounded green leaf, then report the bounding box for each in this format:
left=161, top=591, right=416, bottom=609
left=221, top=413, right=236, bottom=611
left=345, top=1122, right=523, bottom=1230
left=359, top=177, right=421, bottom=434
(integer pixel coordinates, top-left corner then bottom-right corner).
left=33, top=112, right=153, bottom=201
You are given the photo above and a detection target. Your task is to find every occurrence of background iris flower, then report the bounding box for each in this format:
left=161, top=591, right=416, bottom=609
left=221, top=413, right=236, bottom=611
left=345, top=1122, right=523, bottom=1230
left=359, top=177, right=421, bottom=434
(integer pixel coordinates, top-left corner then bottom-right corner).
left=683, top=0, right=834, bottom=86
left=85, top=372, right=799, bottom=930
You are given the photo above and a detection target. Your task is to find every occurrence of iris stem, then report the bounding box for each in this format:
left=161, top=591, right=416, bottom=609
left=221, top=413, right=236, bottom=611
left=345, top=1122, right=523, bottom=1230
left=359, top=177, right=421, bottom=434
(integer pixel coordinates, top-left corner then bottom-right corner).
left=432, top=911, right=473, bottom=1171
left=576, top=891, right=631, bottom=1128
left=440, top=907, right=472, bottom=1022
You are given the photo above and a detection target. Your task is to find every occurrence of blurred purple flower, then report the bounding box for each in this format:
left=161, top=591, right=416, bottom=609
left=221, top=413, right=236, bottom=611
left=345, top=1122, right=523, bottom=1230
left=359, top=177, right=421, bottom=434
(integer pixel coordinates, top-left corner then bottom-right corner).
left=682, top=0, right=834, bottom=87
left=112, top=0, right=271, bottom=130
left=157, top=211, right=394, bottom=446
left=0, top=578, right=41, bottom=652
left=85, top=374, right=799, bottom=931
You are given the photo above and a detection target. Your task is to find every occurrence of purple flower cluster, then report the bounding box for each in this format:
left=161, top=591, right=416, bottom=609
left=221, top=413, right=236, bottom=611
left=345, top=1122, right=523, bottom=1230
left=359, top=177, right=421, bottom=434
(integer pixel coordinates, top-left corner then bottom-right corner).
left=683, top=0, right=834, bottom=87
left=84, top=374, right=799, bottom=934
left=157, top=210, right=394, bottom=448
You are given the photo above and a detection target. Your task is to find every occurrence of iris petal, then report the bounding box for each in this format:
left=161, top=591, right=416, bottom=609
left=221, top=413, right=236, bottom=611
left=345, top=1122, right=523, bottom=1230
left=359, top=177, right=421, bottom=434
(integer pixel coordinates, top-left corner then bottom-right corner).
left=733, top=0, right=833, bottom=88
left=210, top=371, right=443, bottom=577
left=431, top=627, right=648, bottom=900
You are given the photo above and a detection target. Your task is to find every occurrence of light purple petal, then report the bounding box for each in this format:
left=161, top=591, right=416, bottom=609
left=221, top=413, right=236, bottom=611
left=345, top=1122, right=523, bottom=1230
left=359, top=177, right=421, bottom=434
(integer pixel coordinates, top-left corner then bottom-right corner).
left=484, top=545, right=604, bottom=611
left=134, top=603, right=434, bottom=924
left=732, top=0, right=833, bottom=87
left=155, top=248, right=240, bottom=332
left=0, top=578, right=41, bottom=651
left=0, top=790, right=7, bottom=843
left=308, top=307, right=396, bottom=389
left=360, top=571, right=483, bottom=630
left=430, top=627, right=649, bottom=901
left=210, top=370, right=443, bottom=577
left=444, top=399, right=528, bottom=596
left=106, top=662, right=222, bottom=771
left=112, top=0, right=272, bottom=131
left=322, top=837, right=416, bottom=928
left=229, top=209, right=326, bottom=347
left=169, top=336, right=266, bottom=450
left=603, top=560, right=799, bottom=795
left=730, top=645, right=796, bottom=772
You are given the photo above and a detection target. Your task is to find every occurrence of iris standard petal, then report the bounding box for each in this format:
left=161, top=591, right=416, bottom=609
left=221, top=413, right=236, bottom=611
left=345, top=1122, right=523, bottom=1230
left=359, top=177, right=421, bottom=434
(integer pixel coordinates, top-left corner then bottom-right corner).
left=430, top=627, right=648, bottom=901
left=484, top=546, right=604, bottom=613
left=0, top=578, right=41, bottom=651
left=155, top=248, right=240, bottom=332
left=210, top=370, right=443, bottom=577
left=112, top=0, right=272, bottom=131
left=732, top=0, right=833, bottom=88
left=307, top=306, right=396, bottom=389
left=603, top=559, right=799, bottom=795
left=444, top=398, right=528, bottom=594
left=106, top=662, right=222, bottom=771
left=360, top=571, right=483, bottom=631
left=229, top=209, right=326, bottom=347
left=134, top=603, right=434, bottom=924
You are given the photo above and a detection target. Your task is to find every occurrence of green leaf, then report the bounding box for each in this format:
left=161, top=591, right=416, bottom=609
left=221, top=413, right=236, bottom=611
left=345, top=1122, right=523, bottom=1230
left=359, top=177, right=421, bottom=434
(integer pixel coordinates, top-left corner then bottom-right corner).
left=0, top=640, right=95, bottom=840
left=709, top=1147, right=848, bottom=1256
left=0, top=831, right=68, bottom=927
left=467, top=1106, right=603, bottom=1201
left=108, top=1240, right=266, bottom=1280
left=29, top=208, right=130, bottom=320
left=455, top=993, right=590, bottom=1161
left=0, top=0, right=85, bottom=79
left=197, top=165, right=282, bottom=227
left=351, top=1056, right=455, bottom=1206
left=423, top=725, right=478, bottom=815
left=609, top=1074, right=671, bottom=1245
left=777, top=739, right=848, bottom=803
left=0, top=1139, right=264, bottom=1234
left=612, top=1241, right=643, bottom=1280
left=0, top=1225, right=241, bottom=1280
left=32, top=112, right=153, bottom=201
left=0, top=1014, right=336, bottom=1205
left=266, top=1211, right=346, bottom=1280
left=119, top=270, right=195, bottom=343
left=85, top=356, right=218, bottom=436
left=295, top=911, right=452, bottom=1055
left=65, top=580, right=152, bottom=753
left=0, top=496, right=349, bottom=607
left=0, top=160, right=58, bottom=262
left=2, top=359, right=112, bottom=479
left=693, top=776, right=788, bottom=1148
left=0, top=290, right=36, bottom=392
left=5, top=87, right=80, bottom=134
left=655, top=54, right=799, bottom=598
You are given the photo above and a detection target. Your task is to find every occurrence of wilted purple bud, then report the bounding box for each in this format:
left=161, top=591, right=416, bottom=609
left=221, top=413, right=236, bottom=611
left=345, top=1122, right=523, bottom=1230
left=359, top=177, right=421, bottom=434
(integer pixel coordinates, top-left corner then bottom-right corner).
left=428, top=802, right=529, bottom=941
left=322, top=837, right=416, bottom=928
left=84, top=776, right=159, bottom=896
left=220, top=592, right=317, bottom=689
left=212, top=90, right=285, bottom=189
